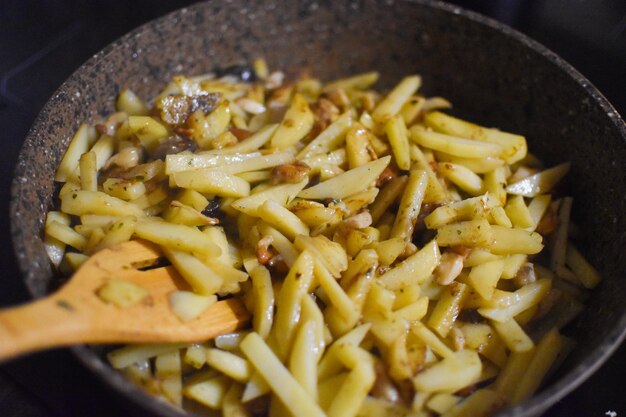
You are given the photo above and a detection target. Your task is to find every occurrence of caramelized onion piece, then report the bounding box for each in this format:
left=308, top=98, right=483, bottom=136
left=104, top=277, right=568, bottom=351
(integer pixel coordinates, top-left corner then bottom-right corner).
left=150, top=135, right=197, bottom=160
left=513, top=262, right=537, bottom=287
left=376, top=166, right=397, bottom=187
left=271, top=161, right=310, bottom=184
left=255, top=236, right=274, bottom=265
left=311, top=98, right=341, bottom=134
left=157, top=93, right=221, bottom=125
left=371, top=361, right=401, bottom=404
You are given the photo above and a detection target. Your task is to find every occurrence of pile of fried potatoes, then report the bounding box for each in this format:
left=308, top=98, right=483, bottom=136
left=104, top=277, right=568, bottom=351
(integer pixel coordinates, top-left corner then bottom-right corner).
left=45, top=59, right=601, bottom=417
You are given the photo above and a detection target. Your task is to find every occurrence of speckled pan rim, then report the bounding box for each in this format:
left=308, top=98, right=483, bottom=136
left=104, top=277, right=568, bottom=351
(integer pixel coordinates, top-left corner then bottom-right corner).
left=9, top=1, right=626, bottom=416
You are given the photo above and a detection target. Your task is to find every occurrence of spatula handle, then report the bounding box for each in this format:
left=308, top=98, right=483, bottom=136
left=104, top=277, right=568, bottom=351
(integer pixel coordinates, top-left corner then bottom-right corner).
left=0, top=295, right=88, bottom=361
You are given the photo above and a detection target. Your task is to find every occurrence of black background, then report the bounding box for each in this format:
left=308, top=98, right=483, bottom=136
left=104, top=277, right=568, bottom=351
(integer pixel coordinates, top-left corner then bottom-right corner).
left=0, top=0, right=624, bottom=416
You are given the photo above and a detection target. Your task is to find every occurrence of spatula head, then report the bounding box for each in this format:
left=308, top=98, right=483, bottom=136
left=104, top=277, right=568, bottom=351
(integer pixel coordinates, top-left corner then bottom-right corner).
left=60, top=240, right=249, bottom=344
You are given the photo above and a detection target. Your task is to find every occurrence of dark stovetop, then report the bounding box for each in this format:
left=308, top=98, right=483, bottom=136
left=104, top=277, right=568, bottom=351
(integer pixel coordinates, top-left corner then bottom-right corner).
left=0, top=0, right=625, bottom=416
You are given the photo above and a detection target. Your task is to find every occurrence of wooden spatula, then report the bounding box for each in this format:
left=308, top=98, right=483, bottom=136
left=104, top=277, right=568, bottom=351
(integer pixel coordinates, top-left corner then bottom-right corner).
left=0, top=240, right=250, bottom=361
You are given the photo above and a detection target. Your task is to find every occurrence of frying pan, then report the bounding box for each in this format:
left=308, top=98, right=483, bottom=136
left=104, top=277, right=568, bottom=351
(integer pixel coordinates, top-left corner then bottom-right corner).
left=10, top=1, right=626, bottom=416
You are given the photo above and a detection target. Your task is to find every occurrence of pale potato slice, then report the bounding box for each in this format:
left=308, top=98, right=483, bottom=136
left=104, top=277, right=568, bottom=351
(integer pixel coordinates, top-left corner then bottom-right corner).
left=506, top=162, right=570, bottom=197
left=425, top=194, right=492, bottom=229
left=271, top=93, right=315, bottom=149
left=116, top=89, right=149, bottom=116
left=241, top=371, right=270, bottom=403
left=184, top=344, right=207, bottom=369
left=166, top=151, right=262, bottom=174
left=135, top=220, right=221, bottom=258
left=468, top=259, right=505, bottom=300
left=427, top=282, right=468, bottom=337
left=479, top=279, right=552, bottom=322
left=103, top=178, right=147, bottom=201
left=412, top=350, right=482, bottom=393
left=62, top=252, right=89, bottom=272
left=525, top=194, right=551, bottom=232
left=345, top=124, right=372, bottom=169
left=108, top=343, right=187, bottom=369
left=385, top=115, right=411, bottom=170
left=164, top=201, right=218, bottom=227
left=501, top=254, right=528, bottom=279
left=410, top=128, right=502, bottom=158
left=491, top=318, right=534, bottom=353
left=395, top=297, right=429, bottom=322
left=221, top=382, right=247, bottom=417
left=369, top=176, right=409, bottom=224
left=44, top=211, right=72, bottom=267
left=302, top=149, right=347, bottom=172
left=271, top=251, right=315, bottom=360
left=324, top=71, right=379, bottom=91
left=214, top=123, right=279, bottom=154
left=390, top=169, right=428, bottom=240
left=79, top=151, right=97, bottom=191
left=128, top=116, right=168, bottom=151
left=288, top=320, right=319, bottom=399
left=184, top=374, right=230, bottom=409
left=161, top=249, right=223, bottom=295
left=214, top=332, right=249, bottom=351
left=298, top=112, right=352, bottom=158
left=55, top=123, right=98, bottom=182
left=313, top=259, right=358, bottom=325
left=317, top=323, right=372, bottom=381
left=400, top=96, right=426, bottom=125
left=371, top=237, right=406, bottom=266
left=191, top=101, right=232, bottom=148
left=484, top=167, right=507, bottom=205
left=504, top=195, right=533, bottom=228
left=232, top=179, right=307, bottom=216
left=438, top=162, right=484, bottom=195
left=240, top=332, right=326, bottom=417
left=61, top=190, right=145, bottom=217
left=427, top=393, right=461, bottom=415
left=205, top=348, right=252, bottom=382
left=211, top=151, right=294, bottom=175
left=295, top=234, right=348, bottom=278
left=257, top=199, right=310, bottom=240
left=436, top=153, right=505, bottom=174
left=171, top=169, right=250, bottom=197
left=87, top=134, right=116, bottom=172
left=257, top=223, right=300, bottom=268
left=409, top=144, right=451, bottom=203
left=372, top=75, right=421, bottom=123
left=379, top=240, right=441, bottom=290
left=168, top=291, right=217, bottom=322
left=44, top=221, right=87, bottom=251
left=249, top=266, right=275, bottom=339
left=510, top=329, right=562, bottom=404
left=327, top=358, right=375, bottom=417
left=155, top=350, right=183, bottom=405
left=298, top=156, right=391, bottom=200
left=93, top=216, right=137, bottom=252
left=489, top=225, right=543, bottom=255
left=565, top=242, right=601, bottom=289
left=425, top=111, right=527, bottom=164
left=491, top=206, right=513, bottom=227
left=436, top=219, right=494, bottom=247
